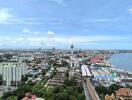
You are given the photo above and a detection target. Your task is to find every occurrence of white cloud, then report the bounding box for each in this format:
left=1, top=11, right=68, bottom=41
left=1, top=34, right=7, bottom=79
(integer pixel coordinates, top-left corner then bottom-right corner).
left=34, top=32, right=39, bottom=35
left=50, top=35, right=124, bottom=45
left=89, top=19, right=113, bottom=22
left=15, top=18, right=44, bottom=25
left=0, top=8, right=60, bottom=25
left=22, top=29, right=40, bottom=35
left=0, top=8, right=12, bottom=22
left=15, top=38, right=24, bottom=41
left=128, top=8, right=132, bottom=13
left=23, top=29, right=30, bottom=33
left=51, top=0, right=66, bottom=6
left=47, top=31, right=55, bottom=37
left=0, top=30, right=130, bottom=48
left=83, top=17, right=120, bottom=23
left=0, top=9, right=44, bottom=25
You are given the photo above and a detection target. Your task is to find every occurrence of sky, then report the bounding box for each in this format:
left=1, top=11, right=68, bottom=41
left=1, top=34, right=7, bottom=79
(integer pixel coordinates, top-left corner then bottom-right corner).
left=0, top=0, right=132, bottom=49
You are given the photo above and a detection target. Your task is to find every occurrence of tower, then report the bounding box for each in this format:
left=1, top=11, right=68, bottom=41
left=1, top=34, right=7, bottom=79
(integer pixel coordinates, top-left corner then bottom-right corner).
left=70, top=44, right=74, bottom=68
left=71, top=44, right=74, bottom=55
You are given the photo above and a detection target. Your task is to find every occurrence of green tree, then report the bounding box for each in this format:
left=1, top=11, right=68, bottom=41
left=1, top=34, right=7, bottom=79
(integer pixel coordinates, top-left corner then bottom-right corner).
left=44, top=89, right=54, bottom=99
left=3, top=54, right=13, bottom=61
left=64, top=78, right=76, bottom=86
left=42, top=69, right=46, bottom=76
left=7, top=96, right=17, bottom=100
left=107, top=84, right=120, bottom=95
left=77, top=86, right=84, bottom=93
left=70, top=96, right=77, bottom=100
left=65, top=70, right=69, bottom=78
left=65, top=87, right=74, bottom=95
left=53, top=86, right=60, bottom=93
left=77, top=94, right=85, bottom=100
left=0, top=74, right=3, bottom=85
left=2, top=92, right=13, bottom=99
left=56, top=92, right=69, bottom=100
left=13, top=82, right=33, bottom=99
left=32, top=85, right=46, bottom=97
left=95, top=85, right=107, bottom=95
left=0, top=56, right=3, bottom=62
left=21, top=75, right=28, bottom=83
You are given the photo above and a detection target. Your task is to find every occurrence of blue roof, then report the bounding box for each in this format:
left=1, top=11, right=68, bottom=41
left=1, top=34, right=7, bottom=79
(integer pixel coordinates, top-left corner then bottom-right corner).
left=94, top=75, right=113, bottom=79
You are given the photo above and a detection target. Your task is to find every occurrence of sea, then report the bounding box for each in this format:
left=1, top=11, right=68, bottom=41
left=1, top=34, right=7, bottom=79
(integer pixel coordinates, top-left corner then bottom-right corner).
left=108, top=53, right=132, bottom=72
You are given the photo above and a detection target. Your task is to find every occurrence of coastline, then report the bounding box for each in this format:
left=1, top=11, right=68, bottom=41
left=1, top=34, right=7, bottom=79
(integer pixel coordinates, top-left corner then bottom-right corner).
left=105, top=53, right=132, bottom=74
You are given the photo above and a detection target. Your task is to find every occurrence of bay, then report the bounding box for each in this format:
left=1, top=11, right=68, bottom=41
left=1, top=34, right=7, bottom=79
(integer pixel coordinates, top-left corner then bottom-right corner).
left=108, top=53, right=132, bottom=72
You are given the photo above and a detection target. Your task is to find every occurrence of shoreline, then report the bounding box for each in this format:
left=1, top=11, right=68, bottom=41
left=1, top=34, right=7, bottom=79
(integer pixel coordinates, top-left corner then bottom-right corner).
left=104, top=54, right=132, bottom=75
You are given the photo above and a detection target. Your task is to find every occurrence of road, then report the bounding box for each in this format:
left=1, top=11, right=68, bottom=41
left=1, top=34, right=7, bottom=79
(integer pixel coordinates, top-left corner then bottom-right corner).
left=83, top=80, right=92, bottom=100
left=83, top=78, right=100, bottom=100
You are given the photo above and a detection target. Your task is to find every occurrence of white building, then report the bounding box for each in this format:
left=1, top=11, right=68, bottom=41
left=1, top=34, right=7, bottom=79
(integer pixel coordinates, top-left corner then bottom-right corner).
left=70, top=58, right=80, bottom=69
left=0, top=62, right=28, bottom=86
left=81, top=65, right=92, bottom=77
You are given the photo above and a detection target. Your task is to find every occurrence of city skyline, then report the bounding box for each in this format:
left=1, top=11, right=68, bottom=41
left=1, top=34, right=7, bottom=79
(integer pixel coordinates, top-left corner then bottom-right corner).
left=0, top=0, right=132, bottom=49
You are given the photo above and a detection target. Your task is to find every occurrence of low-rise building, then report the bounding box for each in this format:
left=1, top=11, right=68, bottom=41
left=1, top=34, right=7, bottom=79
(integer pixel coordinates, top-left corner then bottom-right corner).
left=116, top=88, right=132, bottom=100
left=56, top=67, right=68, bottom=73
left=69, top=70, right=75, bottom=79
left=47, top=72, right=66, bottom=87
left=45, top=68, right=54, bottom=79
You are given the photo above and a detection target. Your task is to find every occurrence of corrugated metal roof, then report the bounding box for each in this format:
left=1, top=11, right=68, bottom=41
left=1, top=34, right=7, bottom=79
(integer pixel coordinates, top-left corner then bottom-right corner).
left=81, top=65, right=91, bottom=77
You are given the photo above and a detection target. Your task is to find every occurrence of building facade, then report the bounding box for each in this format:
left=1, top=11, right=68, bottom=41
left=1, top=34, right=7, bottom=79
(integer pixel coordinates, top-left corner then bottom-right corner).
left=0, top=62, right=27, bottom=86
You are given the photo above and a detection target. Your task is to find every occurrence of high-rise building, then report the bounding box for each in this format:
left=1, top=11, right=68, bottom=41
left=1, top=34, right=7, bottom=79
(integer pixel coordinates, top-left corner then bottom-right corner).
left=70, top=44, right=74, bottom=68
left=70, top=44, right=78, bottom=69
left=0, top=62, right=28, bottom=86
left=71, top=44, right=74, bottom=55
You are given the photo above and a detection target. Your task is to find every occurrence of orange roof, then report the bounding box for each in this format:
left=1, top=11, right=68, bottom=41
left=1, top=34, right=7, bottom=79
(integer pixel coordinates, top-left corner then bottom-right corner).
left=116, top=88, right=132, bottom=97
left=22, top=93, right=37, bottom=100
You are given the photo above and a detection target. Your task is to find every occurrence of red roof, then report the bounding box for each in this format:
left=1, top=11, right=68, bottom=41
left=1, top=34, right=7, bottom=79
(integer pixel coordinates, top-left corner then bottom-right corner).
left=90, top=56, right=104, bottom=63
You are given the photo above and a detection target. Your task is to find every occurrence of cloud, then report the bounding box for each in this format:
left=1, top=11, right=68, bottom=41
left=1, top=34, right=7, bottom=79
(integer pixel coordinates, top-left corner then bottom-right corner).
left=128, top=8, right=132, bottom=13
left=89, top=19, right=113, bottom=22
left=23, top=29, right=30, bottom=33
left=0, top=16, right=59, bottom=25
left=15, top=37, right=24, bottom=41
left=0, top=29, right=130, bottom=48
left=47, top=31, right=55, bottom=37
left=0, top=8, right=13, bottom=23
left=0, top=9, right=44, bottom=25
left=15, top=18, right=44, bottom=25
left=83, top=17, right=120, bottom=23
left=22, top=29, right=40, bottom=35
left=34, top=32, right=39, bottom=35
left=51, top=0, right=66, bottom=6
left=0, top=8, right=61, bottom=25
left=50, top=35, right=125, bottom=45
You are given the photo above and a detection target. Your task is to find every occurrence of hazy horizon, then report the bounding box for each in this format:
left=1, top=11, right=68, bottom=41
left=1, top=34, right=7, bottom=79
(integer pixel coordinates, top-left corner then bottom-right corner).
left=0, top=0, right=132, bottom=49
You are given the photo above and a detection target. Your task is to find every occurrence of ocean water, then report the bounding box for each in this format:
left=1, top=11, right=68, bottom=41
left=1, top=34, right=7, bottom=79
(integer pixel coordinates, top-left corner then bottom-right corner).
left=108, top=53, right=132, bottom=72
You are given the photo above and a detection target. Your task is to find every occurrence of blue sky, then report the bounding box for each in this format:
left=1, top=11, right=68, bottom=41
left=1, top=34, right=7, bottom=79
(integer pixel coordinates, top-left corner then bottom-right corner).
left=0, top=0, right=132, bottom=49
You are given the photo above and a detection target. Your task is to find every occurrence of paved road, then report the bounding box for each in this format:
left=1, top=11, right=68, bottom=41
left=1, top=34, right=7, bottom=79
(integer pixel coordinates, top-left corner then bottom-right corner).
left=83, top=80, right=92, bottom=100
left=83, top=78, right=101, bottom=100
